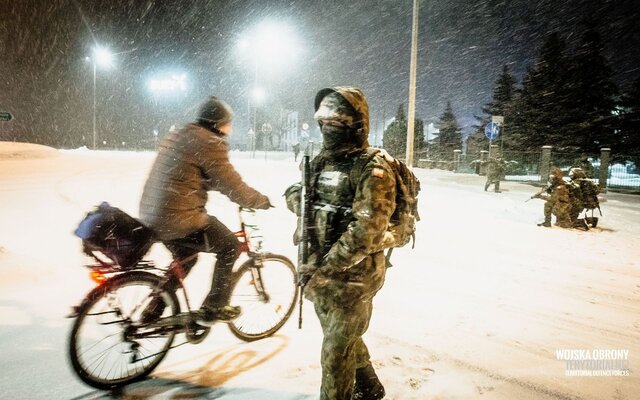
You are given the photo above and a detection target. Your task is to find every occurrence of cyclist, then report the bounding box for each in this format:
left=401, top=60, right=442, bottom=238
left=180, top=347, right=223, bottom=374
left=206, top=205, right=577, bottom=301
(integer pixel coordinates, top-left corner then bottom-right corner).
left=139, top=96, right=272, bottom=324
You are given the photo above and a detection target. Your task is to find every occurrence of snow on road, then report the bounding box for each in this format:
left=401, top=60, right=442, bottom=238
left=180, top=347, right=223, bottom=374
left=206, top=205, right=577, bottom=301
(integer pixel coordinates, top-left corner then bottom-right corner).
left=0, top=142, right=638, bottom=399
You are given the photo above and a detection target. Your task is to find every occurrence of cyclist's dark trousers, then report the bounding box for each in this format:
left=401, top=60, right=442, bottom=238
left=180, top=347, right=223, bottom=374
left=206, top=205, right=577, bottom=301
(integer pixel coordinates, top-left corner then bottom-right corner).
left=164, top=216, right=241, bottom=309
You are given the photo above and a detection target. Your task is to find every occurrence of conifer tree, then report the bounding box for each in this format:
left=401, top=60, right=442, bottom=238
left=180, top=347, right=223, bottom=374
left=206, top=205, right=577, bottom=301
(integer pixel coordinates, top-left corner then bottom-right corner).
left=435, top=101, right=462, bottom=159
left=619, top=76, right=640, bottom=160
left=508, top=32, right=572, bottom=150
left=469, top=65, right=516, bottom=155
left=382, top=104, right=425, bottom=160
left=564, top=24, right=618, bottom=153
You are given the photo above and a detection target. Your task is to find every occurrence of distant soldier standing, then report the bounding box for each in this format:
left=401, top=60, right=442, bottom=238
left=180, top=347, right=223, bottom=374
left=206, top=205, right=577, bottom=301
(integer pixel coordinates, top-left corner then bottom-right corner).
left=533, top=168, right=572, bottom=228
left=293, top=142, right=301, bottom=162
left=483, top=157, right=507, bottom=192
left=285, top=87, right=393, bottom=400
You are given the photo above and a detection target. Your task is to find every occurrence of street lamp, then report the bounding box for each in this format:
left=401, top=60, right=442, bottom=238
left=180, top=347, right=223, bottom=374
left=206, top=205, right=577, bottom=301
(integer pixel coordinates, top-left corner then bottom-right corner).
left=237, top=20, right=303, bottom=157
left=251, top=87, right=266, bottom=104
left=86, top=46, right=113, bottom=149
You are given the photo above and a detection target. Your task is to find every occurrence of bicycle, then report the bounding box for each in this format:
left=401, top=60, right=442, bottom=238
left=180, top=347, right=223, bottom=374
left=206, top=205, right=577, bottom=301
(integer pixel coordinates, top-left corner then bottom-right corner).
left=67, top=207, right=298, bottom=390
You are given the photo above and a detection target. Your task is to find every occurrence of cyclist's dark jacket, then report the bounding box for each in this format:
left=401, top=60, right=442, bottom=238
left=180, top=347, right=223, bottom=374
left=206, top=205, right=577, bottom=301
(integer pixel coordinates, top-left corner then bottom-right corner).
left=139, top=123, right=269, bottom=240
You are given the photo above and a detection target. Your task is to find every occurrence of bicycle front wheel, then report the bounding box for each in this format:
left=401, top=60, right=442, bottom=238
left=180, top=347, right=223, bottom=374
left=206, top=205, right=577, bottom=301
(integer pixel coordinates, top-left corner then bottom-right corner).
left=229, top=253, right=298, bottom=341
left=68, top=271, right=179, bottom=389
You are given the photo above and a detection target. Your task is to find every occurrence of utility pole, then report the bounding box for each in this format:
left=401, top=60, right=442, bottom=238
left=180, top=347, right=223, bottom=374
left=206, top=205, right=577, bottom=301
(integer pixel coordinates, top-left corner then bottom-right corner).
left=405, top=0, right=419, bottom=166
left=92, top=62, right=97, bottom=149
left=382, top=104, right=386, bottom=148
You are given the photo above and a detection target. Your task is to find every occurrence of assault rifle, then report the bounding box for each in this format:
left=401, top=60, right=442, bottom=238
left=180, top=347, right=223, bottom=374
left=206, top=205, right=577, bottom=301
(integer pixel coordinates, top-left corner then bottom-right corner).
left=526, top=184, right=551, bottom=202
left=297, top=154, right=312, bottom=329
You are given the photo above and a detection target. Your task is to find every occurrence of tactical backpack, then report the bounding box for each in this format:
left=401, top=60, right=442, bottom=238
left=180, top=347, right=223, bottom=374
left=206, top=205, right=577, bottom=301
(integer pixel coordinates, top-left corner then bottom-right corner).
left=579, top=179, right=600, bottom=210
left=566, top=181, right=584, bottom=209
left=358, top=148, right=421, bottom=249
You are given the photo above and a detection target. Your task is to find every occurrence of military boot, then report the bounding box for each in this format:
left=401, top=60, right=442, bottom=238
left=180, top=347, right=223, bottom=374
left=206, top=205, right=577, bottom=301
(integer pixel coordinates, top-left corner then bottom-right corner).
left=352, top=364, right=385, bottom=400
left=537, top=219, right=551, bottom=227
left=573, top=219, right=589, bottom=231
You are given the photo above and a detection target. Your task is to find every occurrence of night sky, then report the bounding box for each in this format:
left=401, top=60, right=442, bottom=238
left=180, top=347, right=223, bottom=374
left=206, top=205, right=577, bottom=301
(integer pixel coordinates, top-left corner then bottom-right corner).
left=0, top=0, right=638, bottom=148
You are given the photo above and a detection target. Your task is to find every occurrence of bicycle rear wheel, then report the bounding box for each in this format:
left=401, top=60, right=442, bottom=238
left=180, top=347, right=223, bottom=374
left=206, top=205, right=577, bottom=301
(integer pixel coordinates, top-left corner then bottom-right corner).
left=229, top=253, right=298, bottom=341
left=68, top=271, right=179, bottom=389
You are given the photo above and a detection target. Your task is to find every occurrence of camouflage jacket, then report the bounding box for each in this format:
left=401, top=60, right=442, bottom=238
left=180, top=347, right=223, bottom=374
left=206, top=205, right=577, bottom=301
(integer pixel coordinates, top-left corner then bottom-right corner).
left=566, top=180, right=584, bottom=212
left=484, top=158, right=507, bottom=179
left=539, top=182, right=571, bottom=205
left=287, top=150, right=396, bottom=306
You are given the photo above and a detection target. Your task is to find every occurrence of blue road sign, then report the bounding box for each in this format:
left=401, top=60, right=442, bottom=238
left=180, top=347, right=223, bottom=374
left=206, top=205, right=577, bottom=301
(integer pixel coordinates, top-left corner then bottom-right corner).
left=484, top=122, right=500, bottom=140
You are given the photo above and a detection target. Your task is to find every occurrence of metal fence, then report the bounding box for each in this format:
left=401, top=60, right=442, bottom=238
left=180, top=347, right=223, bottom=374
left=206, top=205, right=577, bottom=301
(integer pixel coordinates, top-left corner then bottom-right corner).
left=415, top=148, right=457, bottom=170
left=457, top=153, right=476, bottom=173
left=502, top=151, right=544, bottom=182
left=551, top=152, right=600, bottom=177
left=607, top=155, right=640, bottom=190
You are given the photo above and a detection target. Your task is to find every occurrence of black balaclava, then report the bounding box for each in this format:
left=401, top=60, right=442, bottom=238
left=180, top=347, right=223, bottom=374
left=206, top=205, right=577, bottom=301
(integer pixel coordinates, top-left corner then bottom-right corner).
left=314, top=92, right=359, bottom=156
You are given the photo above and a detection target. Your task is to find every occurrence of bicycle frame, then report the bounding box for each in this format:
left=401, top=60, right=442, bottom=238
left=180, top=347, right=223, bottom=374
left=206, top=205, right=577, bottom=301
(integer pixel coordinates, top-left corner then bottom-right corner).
left=68, top=206, right=297, bottom=389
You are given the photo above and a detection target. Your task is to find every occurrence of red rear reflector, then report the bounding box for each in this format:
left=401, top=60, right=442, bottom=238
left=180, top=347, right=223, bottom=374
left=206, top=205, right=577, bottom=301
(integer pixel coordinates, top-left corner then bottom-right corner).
left=90, top=270, right=106, bottom=285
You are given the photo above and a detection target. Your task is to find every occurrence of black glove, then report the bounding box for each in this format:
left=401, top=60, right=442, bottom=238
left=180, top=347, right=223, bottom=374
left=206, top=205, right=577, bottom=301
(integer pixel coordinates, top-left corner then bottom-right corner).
left=298, top=263, right=319, bottom=286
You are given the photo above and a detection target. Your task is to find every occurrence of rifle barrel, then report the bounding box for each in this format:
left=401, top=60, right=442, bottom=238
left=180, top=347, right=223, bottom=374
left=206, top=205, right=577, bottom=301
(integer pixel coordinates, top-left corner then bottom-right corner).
left=297, top=155, right=311, bottom=329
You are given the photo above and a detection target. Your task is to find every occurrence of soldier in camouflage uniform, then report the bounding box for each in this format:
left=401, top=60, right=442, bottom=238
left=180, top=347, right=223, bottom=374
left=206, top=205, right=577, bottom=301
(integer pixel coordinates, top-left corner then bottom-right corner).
left=534, top=169, right=572, bottom=228
left=285, top=87, right=394, bottom=400
left=569, top=167, right=601, bottom=228
left=567, top=167, right=589, bottom=229
left=573, top=154, right=594, bottom=179
left=483, top=157, right=507, bottom=192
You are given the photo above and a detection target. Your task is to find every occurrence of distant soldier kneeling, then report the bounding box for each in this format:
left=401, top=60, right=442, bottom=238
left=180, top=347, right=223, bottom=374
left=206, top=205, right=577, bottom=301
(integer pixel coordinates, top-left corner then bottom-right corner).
left=531, top=168, right=572, bottom=228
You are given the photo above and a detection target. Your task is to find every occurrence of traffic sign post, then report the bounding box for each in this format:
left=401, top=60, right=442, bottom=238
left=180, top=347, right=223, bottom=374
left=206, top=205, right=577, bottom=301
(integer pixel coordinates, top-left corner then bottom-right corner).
left=261, top=123, right=272, bottom=161
left=484, top=122, right=500, bottom=141
left=485, top=122, right=500, bottom=158
left=0, top=111, right=14, bottom=122
left=491, top=115, right=504, bottom=125
left=491, top=115, right=505, bottom=153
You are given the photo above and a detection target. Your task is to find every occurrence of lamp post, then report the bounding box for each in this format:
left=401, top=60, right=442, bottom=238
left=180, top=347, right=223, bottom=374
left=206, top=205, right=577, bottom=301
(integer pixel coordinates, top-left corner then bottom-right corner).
left=238, top=21, right=303, bottom=157
left=86, top=46, right=113, bottom=149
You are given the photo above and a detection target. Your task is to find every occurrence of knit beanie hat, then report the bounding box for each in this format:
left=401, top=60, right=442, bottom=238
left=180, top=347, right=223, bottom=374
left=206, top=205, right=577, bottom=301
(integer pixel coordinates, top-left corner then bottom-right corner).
left=196, top=96, right=234, bottom=127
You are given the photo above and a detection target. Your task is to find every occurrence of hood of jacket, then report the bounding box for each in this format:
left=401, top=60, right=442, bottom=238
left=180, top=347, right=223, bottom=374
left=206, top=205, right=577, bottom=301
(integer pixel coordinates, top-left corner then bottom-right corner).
left=314, top=86, right=370, bottom=150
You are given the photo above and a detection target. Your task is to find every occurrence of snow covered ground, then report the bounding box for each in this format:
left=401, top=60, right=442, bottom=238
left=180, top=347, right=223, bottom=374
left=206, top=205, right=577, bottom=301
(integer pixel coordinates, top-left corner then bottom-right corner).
left=0, top=142, right=638, bottom=399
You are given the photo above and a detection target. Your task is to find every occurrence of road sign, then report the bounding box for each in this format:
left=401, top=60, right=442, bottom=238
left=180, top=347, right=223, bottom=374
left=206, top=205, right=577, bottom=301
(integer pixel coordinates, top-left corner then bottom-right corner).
left=485, top=122, right=500, bottom=140
left=491, top=115, right=504, bottom=125
left=0, top=111, right=13, bottom=122
left=261, top=123, right=272, bottom=134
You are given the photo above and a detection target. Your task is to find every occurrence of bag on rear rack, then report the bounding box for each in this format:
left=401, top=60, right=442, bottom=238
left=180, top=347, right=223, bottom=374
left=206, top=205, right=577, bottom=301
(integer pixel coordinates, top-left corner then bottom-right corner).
left=74, top=202, right=154, bottom=269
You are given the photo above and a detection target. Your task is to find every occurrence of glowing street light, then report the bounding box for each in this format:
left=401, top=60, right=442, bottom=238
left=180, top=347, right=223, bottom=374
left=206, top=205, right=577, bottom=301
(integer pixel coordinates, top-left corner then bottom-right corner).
left=93, top=47, right=114, bottom=68
left=238, top=20, right=304, bottom=74
left=237, top=20, right=304, bottom=156
left=251, top=87, right=266, bottom=103
left=86, top=46, right=114, bottom=149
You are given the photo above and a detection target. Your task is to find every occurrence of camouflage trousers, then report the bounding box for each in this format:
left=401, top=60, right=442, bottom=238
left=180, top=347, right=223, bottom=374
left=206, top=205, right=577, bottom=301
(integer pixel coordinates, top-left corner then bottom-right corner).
left=484, top=176, right=501, bottom=192
left=544, top=201, right=572, bottom=228
left=313, top=298, right=373, bottom=400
